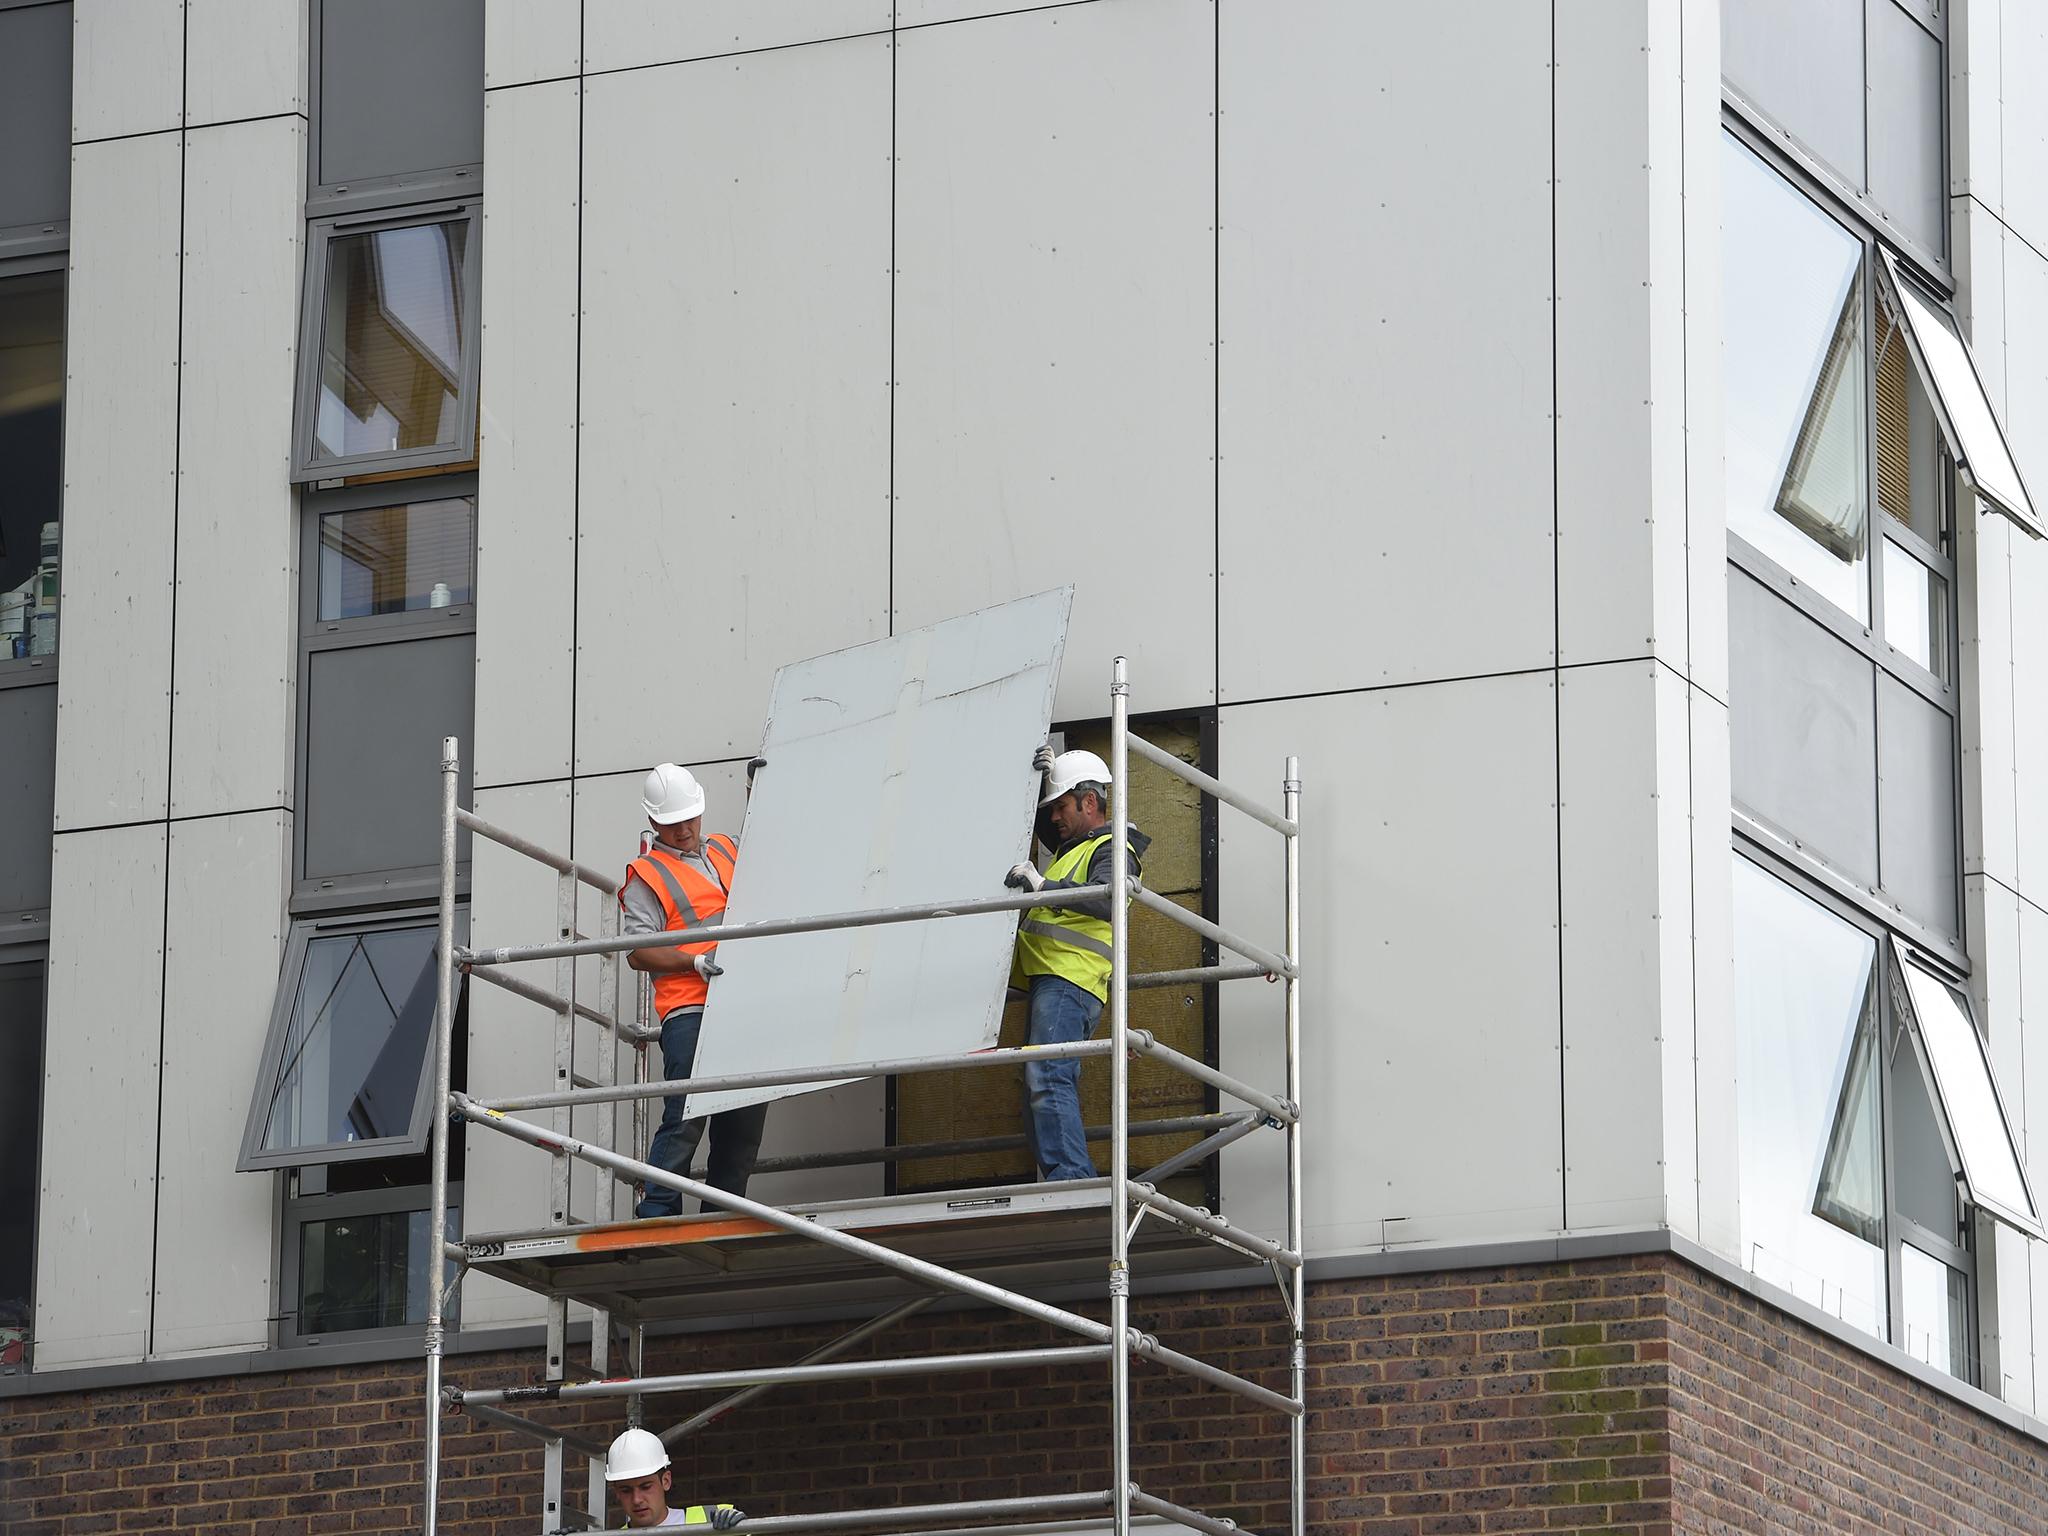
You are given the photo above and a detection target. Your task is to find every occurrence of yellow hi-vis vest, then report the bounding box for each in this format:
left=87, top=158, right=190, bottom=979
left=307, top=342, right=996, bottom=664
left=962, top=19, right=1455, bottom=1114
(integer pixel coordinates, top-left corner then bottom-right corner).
left=676, top=1505, right=737, bottom=1526
left=1010, top=832, right=1119, bottom=1002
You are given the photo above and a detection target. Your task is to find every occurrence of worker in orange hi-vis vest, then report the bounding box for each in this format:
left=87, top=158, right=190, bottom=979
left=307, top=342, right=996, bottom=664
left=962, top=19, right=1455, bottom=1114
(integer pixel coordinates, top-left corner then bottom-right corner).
left=619, top=762, right=767, bottom=1219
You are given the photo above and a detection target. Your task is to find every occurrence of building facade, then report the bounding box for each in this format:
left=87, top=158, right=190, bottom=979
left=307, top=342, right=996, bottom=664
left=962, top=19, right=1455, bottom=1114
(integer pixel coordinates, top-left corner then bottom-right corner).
left=7, top=1, right=2048, bottom=1532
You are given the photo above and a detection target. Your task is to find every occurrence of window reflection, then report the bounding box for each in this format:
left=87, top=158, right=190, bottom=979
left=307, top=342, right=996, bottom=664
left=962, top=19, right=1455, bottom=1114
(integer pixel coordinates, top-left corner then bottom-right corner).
left=313, top=220, right=469, bottom=464
left=1723, top=135, right=1871, bottom=623
left=297, top=1205, right=458, bottom=1336
left=0, top=962, right=43, bottom=1371
left=0, top=271, right=64, bottom=661
left=1900, top=1242, right=1971, bottom=1380
left=318, top=497, right=475, bottom=620
left=1733, top=856, right=1887, bottom=1340
left=259, top=925, right=437, bottom=1155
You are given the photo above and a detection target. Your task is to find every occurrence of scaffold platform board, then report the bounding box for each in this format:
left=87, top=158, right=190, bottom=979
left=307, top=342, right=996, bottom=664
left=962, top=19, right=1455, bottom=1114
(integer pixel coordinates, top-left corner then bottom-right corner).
left=461, top=1178, right=1262, bottom=1324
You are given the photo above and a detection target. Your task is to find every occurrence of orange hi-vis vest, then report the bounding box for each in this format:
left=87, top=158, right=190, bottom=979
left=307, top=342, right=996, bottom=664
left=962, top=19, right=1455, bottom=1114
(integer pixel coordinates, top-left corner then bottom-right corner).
left=623, top=834, right=737, bottom=1018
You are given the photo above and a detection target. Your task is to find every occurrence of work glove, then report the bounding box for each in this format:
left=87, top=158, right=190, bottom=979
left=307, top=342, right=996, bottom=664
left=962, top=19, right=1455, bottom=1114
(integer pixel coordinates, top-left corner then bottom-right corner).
left=1005, top=862, right=1046, bottom=893
left=1032, top=744, right=1056, bottom=774
left=693, top=952, right=724, bottom=980
left=712, top=1508, right=746, bottom=1531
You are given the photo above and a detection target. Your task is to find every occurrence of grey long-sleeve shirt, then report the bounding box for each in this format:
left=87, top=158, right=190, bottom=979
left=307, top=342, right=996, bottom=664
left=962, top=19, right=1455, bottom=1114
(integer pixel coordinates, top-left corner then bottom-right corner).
left=1039, top=824, right=1152, bottom=919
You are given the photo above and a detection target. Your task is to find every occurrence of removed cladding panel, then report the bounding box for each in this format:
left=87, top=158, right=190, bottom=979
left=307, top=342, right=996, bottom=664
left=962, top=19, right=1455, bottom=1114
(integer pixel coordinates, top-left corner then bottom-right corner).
left=685, top=588, right=1071, bottom=1118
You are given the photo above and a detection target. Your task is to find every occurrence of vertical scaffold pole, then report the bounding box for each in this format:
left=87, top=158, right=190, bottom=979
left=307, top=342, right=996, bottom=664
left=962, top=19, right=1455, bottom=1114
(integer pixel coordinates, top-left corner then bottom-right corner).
left=1283, top=755, right=1305, bottom=1536
left=544, top=867, right=576, bottom=1532
left=1108, top=657, right=1133, bottom=1536
left=423, top=736, right=460, bottom=1536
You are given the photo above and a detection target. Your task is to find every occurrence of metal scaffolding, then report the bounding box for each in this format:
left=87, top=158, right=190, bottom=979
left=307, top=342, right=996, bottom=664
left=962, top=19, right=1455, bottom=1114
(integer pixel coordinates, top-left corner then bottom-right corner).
left=420, top=658, right=1306, bottom=1536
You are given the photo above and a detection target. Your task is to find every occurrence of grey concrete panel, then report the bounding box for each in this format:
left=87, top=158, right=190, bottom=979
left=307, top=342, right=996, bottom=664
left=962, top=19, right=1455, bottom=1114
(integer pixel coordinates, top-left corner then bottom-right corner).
left=1728, top=570, right=1879, bottom=888
left=302, top=635, right=474, bottom=884
left=317, top=0, right=483, bottom=186
left=35, top=822, right=166, bottom=1369
left=1721, top=0, right=1866, bottom=187
left=0, top=684, right=56, bottom=919
left=1217, top=0, right=1554, bottom=703
left=1867, top=0, right=1945, bottom=258
left=1877, top=672, right=1958, bottom=935
left=0, top=3, right=70, bottom=231
left=71, top=0, right=181, bottom=143
left=895, top=0, right=1214, bottom=721
left=186, top=0, right=305, bottom=127
left=153, top=810, right=288, bottom=1358
left=687, top=589, right=1069, bottom=1119
left=484, top=0, right=580, bottom=88
left=581, top=0, right=890, bottom=73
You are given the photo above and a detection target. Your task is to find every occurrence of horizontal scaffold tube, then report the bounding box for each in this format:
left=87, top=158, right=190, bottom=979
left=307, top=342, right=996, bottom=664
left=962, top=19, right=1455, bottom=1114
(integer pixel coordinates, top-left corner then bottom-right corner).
left=467, top=961, right=653, bottom=1040
left=461, top=885, right=1110, bottom=968
left=686, top=1492, right=1115, bottom=1535
left=451, top=1095, right=1116, bottom=1344
left=1136, top=1111, right=1269, bottom=1185
left=456, top=807, right=619, bottom=894
left=455, top=1345, right=1110, bottom=1408
left=1130, top=1184, right=1301, bottom=1269
left=473, top=1037, right=1122, bottom=1114
left=1131, top=886, right=1296, bottom=981
left=1130, top=960, right=1275, bottom=990
left=1130, top=1489, right=1255, bottom=1536
left=573, top=1523, right=1162, bottom=1536
left=1127, top=731, right=1298, bottom=839
left=1132, top=1334, right=1303, bottom=1418
left=453, top=1400, right=610, bottom=1459
left=1127, top=1034, right=1297, bottom=1124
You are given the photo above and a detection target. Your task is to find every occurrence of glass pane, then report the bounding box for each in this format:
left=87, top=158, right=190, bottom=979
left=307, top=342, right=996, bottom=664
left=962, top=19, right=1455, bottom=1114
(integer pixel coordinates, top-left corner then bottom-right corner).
left=1721, top=0, right=1866, bottom=190
left=0, top=271, right=65, bottom=662
left=1896, top=952, right=2039, bottom=1227
left=1886, top=257, right=2040, bottom=530
left=297, top=1203, right=459, bottom=1337
left=1734, top=856, right=1888, bottom=1340
left=1882, top=539, right=1941, bottom=674
left=1723, top=135, right=1871, bottom=623
left=1900, top=1242, right=1972, bottom=1381
left=1874, top=296, right=1944, bottom=549
left=312, top=220, right=470, bottom=465
left=0, top=963, right=44, bottom=1372
left=259, top=925, right=437, bottom=1155
left=317, top=497, right=475, bottom=620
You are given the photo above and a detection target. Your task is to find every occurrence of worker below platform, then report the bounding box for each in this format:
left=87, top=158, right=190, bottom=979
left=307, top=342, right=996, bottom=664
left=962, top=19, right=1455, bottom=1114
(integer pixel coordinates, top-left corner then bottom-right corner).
left=605, top=1428, right=745, bottom=1529
left=1003, top=745, right=1149, bottom=1182
left=621, top=762, right=767, bottom=1219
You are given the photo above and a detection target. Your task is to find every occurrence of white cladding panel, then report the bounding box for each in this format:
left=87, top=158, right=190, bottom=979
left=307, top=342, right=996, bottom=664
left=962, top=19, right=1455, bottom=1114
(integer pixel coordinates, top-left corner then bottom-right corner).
left=896, top=1, right=1074, bottom=25
left=184, top=0, right=305, bottom=125
left=2004, top=232, right=2048, bottom=501
left=1688, top=689, right=1739, bottom=1258
left=1991, top=1222, right=2038, bottom=1413
left=689, top=592, right=1066, bottom=1119
left=485, top=0, right=582, bottom=88
left=71, top=0, right=185, bottom=141
left=2008, top=519, right=2048, bottom=911
left=581, top=0, right=890, bottom=72
left=2020, top=899, right=2048, bottom=1189
left=1217, top=0, right=1553, bottom=703
left=170, top=118, right=302, bottom=820
left=460, top=778, right=572, bottom=1330
left=1952, top=0, right=2002, bottom=210
left=1218, top=675, right=1563, bottom=1255
left=152, top=810, right=289, bottom=1357
left=54, top=134, right=183, bottom=830
left=35, top=824, right=168, bottom=1368
left=893, top=0, right=1214, bottom=721
left=1970, top=875, right=2026, bottom=1157
left=1962, top=467, right=2020, bottom=888
left=2001, top=1, right=2048, bottom=260
left=475, top=78, right=580, bottom=788
left=1680, top=0, right=1728, bottom=704
left=1557, top=661, right=1687, bottom=1233
left=574, top=39, right=892, bottom=776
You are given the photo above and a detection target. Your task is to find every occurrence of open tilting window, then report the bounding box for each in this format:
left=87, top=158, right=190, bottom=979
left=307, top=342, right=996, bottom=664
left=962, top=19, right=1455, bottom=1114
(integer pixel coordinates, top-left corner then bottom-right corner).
left=238, top=907, right=467, bottom=1171
left=292, top=208, right=481, bottom=483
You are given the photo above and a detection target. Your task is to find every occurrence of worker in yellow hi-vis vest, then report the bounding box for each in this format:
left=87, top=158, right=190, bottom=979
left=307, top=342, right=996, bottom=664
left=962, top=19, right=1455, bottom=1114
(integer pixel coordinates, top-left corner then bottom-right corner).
left=1003, top=745, right=1150, bottom=1181
left=605, top=1428, right=745, bottom=1528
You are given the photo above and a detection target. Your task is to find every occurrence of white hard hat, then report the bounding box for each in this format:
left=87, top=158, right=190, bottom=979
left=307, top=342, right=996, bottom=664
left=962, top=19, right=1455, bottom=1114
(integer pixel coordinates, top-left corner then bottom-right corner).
left=1040, top=749, right=1112, bottom=808
left=605, top=1427, right=670, bottom=1482
left=642, top=763, right=706, bottom=825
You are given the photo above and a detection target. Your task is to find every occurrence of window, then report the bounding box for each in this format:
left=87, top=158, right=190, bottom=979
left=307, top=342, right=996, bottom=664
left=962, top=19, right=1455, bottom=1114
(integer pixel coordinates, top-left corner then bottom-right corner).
left=1734, top=852, right=2040, bottom=1384
left=295, top=477, right=477, bottom=907
left=0, top=1, right=70, bottom=260
left=1, top=260, right=65, bottom=675
left=239, top=909, right=465, bottom=1170
left=1722, top=0, right=1945, bottom=259
left=280, top=1178, right=462, bottom=1346
left=0, top=948, right=44, bottom=1373
left=293, top=209, right=480, bottom=482
left=309, top=0, right=483, bottom=209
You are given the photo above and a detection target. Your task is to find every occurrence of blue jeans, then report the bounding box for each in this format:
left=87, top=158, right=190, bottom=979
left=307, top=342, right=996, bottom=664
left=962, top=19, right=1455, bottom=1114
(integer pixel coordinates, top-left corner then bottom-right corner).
left=638, top=1007, right=770, bottom=1219
left=1023, top=975, right=1103, bottom=1182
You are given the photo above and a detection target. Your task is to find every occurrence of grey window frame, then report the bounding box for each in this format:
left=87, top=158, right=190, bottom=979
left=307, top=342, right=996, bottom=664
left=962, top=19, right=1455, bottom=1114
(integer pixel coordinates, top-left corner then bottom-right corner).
left=1733, top=839, right=2019, bottom=1384
left=304, top=0, right=482, bottom=218
left=1722, top=0, right=1949, bottom=280
left=0, top=938, right=48, bottom=1376
left=290, top=204, right=482, bottom=485
left=276, top=1178, right=462, bottom=1348
left=237, top=904, right=460, bottom=1171
left=0, top=243, right=68, bottom=692
left=1725, top=120, right=1966, bottom=956
left=0, top=0, right=71, bottom=265
left=293, top=474, right=476, bottom=912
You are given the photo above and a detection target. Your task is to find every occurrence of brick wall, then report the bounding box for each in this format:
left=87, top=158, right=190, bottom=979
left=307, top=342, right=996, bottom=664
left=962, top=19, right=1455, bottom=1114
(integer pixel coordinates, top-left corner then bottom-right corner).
left=2, top=1255, right=2044, bottom=1535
